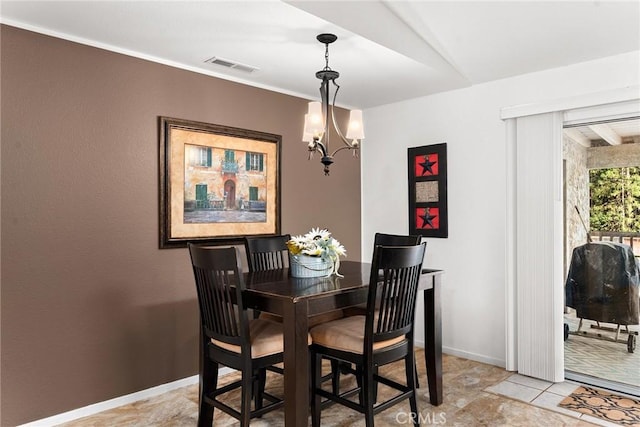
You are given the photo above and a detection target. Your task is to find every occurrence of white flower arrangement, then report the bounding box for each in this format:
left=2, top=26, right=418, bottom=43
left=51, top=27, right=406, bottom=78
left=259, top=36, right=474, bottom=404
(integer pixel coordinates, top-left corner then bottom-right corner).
left=287, top=228, right=346, bottom=277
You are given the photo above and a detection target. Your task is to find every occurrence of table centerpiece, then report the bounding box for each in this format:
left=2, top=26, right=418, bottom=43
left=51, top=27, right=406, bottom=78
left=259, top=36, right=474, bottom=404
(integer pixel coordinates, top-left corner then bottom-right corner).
left=287, top=228, right=346, bottom=278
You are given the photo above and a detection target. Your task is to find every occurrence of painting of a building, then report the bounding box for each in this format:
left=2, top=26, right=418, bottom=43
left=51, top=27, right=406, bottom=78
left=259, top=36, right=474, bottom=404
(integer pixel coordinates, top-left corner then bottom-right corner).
left=183, top=143, right=268, bottom=223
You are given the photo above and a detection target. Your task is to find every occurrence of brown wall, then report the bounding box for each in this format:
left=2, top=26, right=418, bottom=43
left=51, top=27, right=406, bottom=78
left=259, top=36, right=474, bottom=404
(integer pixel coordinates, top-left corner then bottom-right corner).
left=0, top=25, right=361, bottom=425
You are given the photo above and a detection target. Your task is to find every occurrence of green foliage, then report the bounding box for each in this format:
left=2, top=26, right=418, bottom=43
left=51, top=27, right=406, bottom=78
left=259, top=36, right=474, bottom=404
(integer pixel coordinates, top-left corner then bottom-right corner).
left=589, top=167, right=640, bottom=232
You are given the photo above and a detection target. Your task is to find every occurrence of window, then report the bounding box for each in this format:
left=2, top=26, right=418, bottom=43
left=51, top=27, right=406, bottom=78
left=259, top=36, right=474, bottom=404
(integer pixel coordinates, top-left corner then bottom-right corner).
left=249, top=186, right=259, bottom=201
left=195, top=184, right=208, bottom=201
left=189, top=146, right=212, bottom=167
left=195, top=184, right=208, bottom=209
left=224, top=150, right=235, bottom=163
left=222, top=150, right=239, bottom=174
left=246, top=152, right=264, bottom=172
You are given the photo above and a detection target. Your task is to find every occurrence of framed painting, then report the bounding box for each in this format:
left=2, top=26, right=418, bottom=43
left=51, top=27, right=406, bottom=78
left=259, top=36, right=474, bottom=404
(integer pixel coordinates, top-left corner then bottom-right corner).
left=159, top=117, right=281, bottom=248
left=408, top=143, right=448, bottom=238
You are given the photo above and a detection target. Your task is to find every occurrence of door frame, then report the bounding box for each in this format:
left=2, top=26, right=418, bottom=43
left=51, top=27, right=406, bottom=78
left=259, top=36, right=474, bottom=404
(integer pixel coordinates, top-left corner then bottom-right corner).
left=502, top=86, right=640, bottom=377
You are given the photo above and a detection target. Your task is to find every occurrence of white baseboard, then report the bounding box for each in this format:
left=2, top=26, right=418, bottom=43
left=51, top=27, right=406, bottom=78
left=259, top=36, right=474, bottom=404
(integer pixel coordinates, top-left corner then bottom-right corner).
left=414, top=341, right=506, bottom=369
left=442, top=346, right=506, bottom=368
left=18, top=368, right=234, bottom=427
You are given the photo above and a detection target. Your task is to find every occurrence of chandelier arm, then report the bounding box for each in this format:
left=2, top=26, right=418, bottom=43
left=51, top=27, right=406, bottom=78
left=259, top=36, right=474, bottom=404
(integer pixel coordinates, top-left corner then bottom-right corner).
left=319, top=79, right=332, bottom=149
left=329, top=81, right=354, bottom=148
left=330, top=145, right=358, bottom=157
left=314, top=138, right=328, bottom=157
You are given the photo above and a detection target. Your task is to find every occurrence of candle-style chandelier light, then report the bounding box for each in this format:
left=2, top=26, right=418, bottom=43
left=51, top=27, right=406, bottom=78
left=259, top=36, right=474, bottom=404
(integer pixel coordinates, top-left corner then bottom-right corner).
left=302, top=33, right=365, bottom=175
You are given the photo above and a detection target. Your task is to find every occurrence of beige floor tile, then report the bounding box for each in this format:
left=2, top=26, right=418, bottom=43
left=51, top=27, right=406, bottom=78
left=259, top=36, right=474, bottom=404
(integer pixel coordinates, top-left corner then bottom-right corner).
left=57, top=352, right=605, bottom=427
left=506, top=373, right=553, bottom=390
left=484, top=380, right=543, bottom=403
left=547, top=381, right=582, bottom=396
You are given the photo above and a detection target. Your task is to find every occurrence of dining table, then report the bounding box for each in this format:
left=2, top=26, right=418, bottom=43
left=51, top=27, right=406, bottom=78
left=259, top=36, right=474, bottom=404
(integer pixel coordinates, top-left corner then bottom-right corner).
left=244, top=260, right=444, bottom=426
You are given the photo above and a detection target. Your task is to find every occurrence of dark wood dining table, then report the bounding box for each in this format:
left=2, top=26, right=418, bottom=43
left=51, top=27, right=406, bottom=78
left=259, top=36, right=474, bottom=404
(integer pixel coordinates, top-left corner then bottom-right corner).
left=244, top=261, right=444, bottom=426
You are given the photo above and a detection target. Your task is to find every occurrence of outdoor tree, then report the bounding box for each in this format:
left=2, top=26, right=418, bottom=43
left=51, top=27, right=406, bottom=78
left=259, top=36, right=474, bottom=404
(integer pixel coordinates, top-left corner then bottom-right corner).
left=589, top=167, right=640, bottom=232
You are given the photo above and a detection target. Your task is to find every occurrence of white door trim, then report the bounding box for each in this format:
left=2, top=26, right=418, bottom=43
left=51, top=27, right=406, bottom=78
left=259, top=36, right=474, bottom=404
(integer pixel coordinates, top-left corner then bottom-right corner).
left=501, top=86, right=639, bottom=120
left=504, top=88, right=640, bottom=377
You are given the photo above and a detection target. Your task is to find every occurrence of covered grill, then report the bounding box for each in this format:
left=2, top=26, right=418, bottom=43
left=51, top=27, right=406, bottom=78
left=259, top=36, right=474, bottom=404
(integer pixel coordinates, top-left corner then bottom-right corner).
left=565, top=241, right=639, bottom=352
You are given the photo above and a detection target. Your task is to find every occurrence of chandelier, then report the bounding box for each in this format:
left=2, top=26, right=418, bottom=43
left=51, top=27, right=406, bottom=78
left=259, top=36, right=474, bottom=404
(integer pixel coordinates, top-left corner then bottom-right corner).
left=302, top=33, right=365, bottom=175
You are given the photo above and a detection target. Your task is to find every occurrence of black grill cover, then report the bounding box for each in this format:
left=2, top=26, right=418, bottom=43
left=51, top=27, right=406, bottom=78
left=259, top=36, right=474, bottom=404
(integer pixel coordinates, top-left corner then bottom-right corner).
left=565, top=241, right=639, bottom=325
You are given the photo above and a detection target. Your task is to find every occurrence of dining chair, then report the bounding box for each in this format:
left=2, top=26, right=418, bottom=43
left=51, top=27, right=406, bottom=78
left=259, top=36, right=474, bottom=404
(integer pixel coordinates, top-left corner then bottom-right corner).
left=244, top=234, right=291, bottom=272
left=244, top=234, right=344, bottom=392
left=188, top=244, right=288, bottom=427
left=338, top=232, right=425, bottom=392
left=244, top=234, right=291, bottom=321
left=343, top=233, right=422, bottom=319
left=309, top=243, right=427, bottom=426
left=374, top=232, right=423, bottom=247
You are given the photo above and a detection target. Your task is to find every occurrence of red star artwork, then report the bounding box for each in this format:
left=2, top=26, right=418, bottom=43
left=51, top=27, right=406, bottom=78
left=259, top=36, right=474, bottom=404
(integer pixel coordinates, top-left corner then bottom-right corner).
left=415, top=154, right=439, bottom=177
left=416, top=207, right=439, bottom=229
left=408, top=143, right=448, bottom=238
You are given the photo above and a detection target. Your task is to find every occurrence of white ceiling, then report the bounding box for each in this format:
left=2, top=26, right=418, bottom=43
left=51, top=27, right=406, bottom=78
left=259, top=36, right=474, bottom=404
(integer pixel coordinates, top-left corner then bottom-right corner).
left=565, top=118, right=640, bottom=147
left=1, top=0, right=639, bottom=109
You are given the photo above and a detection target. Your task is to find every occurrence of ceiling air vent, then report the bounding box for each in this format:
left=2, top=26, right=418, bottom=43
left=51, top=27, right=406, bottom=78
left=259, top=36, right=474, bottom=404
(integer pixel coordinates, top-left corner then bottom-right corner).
left=204, top=56, right=259, bottom=73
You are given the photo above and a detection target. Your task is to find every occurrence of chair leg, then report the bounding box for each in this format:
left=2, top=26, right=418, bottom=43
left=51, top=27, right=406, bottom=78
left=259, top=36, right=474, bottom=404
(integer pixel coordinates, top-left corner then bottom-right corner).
left=356, top=364, right=377, bottom=405
left=356, top=365, right=364, bottom=405
left=198, top=358, right=217, bottom=427
left=362, top=364, right=375, bottom=427
left=331, top=359, right=340, bottom=395
left=254, top=368, right=266, bottom=412
left=311, top=351, right=323, bottom=427
left=373, top=365, right=379, bottom=403
left=406, top=354, right=420, bottom=426
left=240, top=369, right=253, bottom=427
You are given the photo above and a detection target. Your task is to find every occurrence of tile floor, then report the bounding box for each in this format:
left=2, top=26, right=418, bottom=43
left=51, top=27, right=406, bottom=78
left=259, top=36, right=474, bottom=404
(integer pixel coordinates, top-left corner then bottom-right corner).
left=485, top=373, right=631, bottom=427
left=564, top=310, right=640, bottom=390
left=52, top=351, right=624, bottom=427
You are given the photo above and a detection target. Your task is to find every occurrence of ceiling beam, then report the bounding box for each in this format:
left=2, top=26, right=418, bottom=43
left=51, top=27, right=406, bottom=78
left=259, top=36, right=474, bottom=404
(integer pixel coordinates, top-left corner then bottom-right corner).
left=285, top=0, right=470, bottom=84
left=563, top=128, right=591, bottom=147
left=588, top=123, right=622, bottom=145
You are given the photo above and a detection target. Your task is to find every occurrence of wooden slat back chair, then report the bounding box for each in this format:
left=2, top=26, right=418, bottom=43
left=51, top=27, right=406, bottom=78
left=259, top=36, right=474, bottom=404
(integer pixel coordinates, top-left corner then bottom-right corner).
left=244, top=234, right=290, bottom=322
left=244, top=234, right=291, bottom=272
left=339, top=233, right=425, bottom=392
left=245, top=234, right=344, bottom=389
left=374, top=232, right=422, bottom=247
left=310, top=243, right=427, bottom=427
left=188, top=244, right=285, bottom=427
left=343, top=233, right=422, bottom=318
left=373, top=233, right=425, bottom=390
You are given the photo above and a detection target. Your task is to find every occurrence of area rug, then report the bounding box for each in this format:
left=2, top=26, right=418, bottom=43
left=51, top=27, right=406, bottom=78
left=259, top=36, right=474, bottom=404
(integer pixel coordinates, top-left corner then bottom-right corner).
left=559, top=386, right=640, bottom=426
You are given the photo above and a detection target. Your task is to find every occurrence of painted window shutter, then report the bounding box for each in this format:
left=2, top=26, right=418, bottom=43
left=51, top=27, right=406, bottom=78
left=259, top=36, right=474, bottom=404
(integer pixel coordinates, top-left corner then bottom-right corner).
left=196, top=184, right=207, bottom=201
left=225, top=150, right=234, bottom=163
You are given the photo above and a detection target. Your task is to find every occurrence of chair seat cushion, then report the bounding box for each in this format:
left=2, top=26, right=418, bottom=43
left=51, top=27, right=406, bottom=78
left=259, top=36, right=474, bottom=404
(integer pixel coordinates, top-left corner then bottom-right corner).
left=212, top=319, right=310, bottom=358
left=309, top=315, right=404, bottom=354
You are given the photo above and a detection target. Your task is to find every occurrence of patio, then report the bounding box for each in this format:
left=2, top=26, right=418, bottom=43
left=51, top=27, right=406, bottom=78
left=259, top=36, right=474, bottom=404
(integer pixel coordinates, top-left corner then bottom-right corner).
left=564, top=309, right=640, bottom=396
